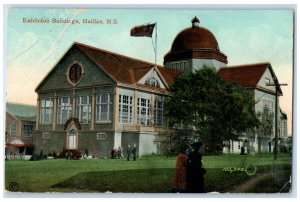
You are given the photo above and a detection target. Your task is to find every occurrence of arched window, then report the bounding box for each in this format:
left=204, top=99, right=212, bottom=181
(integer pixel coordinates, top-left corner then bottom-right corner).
left=145, top=77, right=160, bottom=87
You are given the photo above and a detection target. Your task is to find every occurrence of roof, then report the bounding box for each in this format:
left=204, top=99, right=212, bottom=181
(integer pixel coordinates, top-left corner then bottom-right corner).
left=74, top=42, right=181, bottom=88
left=6, top=139, right=34, bottom=147
left=6, top=102, right=36, bottom=121
left=218, top=63, right=282, bottom=95
left=164, top=18, right=227, bottom=64
left=171, top=26, right=219, bottom=52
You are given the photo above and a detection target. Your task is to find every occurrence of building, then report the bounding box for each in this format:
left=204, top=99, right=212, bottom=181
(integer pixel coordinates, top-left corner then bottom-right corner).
left=218, top=63, right=286, bottom=153
left=5, top=102, right=36, bottom=158
left=163, top=16, right=288, bottom=154
left=34, top=42, right=180, bottom=157
left=34, top=16, right=288, bottom=156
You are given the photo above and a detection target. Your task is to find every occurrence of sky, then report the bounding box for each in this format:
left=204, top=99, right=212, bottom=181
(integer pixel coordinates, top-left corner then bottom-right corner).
left=4, top=8, right=294, bottom=134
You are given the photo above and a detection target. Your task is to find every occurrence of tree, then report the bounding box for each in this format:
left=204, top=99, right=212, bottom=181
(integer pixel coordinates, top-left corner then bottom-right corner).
left=164, top=66, right=259, bottom=153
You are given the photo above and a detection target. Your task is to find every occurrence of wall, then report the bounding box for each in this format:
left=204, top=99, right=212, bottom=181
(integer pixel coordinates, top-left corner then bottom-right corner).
left=192, top=58, right=227, bottom=71
left=139, top=132, right=157, bottom=154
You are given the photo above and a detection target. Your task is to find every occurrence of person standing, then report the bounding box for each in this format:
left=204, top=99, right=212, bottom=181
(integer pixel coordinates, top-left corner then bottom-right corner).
left=167, top=146, right=172, bottom=159
left=186, top=142, right=206, bottom=193
left=111, top=148, right=114, bottom=159
left=117, top=146, right=122, bottom=159
left=127, top=145, right=131, bottom=161
left=172, top=145, right=188, bottom=193
left=132, top=144, right=137, bottom=161
left=84, top=149, right=89, bottom=159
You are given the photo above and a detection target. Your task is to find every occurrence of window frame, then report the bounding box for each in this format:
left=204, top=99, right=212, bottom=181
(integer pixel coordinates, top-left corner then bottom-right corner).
left=76, top=95, right=92, bottom=124
left=96, top=93, right=113, bottom=123
left=97, top=132, right=107, bottom=140
left=145, top=77, right=160, bottom=88
left=24, top=124, right=34, bottom=137
left=154, top=97, right=164, bottom=126
left=40, top=98, right=53, bottom=125
left=42, top=132, right=50, bottom=139
left=118, top=94, right=134, bottom=124
left=137, top=97, right=151, bottom=126
left=57, top=97, right=72, bottom=124
left=10, top=121, right=16, bottom=138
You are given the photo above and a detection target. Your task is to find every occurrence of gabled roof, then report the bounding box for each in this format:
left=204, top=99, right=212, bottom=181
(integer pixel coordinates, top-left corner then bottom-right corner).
left=218, top=63, right=282, bottom=95
left=6, top=102, right=36, bottom=122
left=74, top=42, right=181, bottom=89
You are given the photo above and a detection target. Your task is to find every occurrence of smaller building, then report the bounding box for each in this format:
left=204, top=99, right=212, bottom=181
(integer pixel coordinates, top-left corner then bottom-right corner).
left=218, top=63, right=288, bottom=154
left=5, top=102, right=36, bottom=158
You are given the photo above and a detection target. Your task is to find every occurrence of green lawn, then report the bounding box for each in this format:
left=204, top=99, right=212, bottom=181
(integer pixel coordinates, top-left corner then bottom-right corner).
left=5, top=153, right=292, bottom=193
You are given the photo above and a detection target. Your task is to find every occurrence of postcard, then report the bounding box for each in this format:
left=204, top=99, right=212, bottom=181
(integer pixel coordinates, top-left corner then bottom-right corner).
left=4, top=6, right=294, bottom=196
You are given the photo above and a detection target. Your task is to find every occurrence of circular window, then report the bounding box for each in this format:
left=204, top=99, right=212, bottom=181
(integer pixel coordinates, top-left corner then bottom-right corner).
left=68, top=63, right=83, bottom=84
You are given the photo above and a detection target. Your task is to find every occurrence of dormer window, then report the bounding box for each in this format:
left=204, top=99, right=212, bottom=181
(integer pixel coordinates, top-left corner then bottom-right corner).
left=145, top=77, right=160, bottom=87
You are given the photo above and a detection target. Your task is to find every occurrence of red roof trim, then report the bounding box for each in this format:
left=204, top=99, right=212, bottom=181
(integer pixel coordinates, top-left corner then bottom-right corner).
left=74, top=42, right=159, bottom=68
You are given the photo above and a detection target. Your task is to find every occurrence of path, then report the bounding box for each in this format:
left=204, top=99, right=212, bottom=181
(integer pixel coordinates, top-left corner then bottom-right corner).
left=230, top=172, right=272, bottom=193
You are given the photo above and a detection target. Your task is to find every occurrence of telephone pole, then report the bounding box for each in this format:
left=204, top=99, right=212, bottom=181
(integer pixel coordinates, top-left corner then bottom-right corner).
left=266, top=82, right=287, bottom=160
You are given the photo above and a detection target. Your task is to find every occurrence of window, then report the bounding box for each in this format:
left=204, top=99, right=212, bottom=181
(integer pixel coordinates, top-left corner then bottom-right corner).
left=137, top=97, right=151, bottom=125
left=97, top=133, right=107, bottom=140
left=119, top=94, right=133, bottom=124
left=265, top=78, right=271, bottom=85
left=176, top=63, right=180, bottom=70
left=76, top=96, right=91, bottom=123
left=10, top=121, right=16, bottom=137
left=154, top=97, right=164, bottom=126
left=96, top=94, right=112, bottom=122
left=40, top=98, right=53, bottom=124
left=263, top=100, right=273, bottom=112
left=43, top=132, right=50, bottom=139
left=57, top=97, right=72, bottom=124
left=183, top=61, right=188, bottom=70
left=171, top=61, right=188, bottom=71
left=68, top=63, right=83, bottom=84
left=24, top=124, right=34, bottom=137
left=145, top=77, right=160, bottom=87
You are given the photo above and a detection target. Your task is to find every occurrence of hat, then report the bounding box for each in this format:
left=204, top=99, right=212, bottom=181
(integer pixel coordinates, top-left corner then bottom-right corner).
left=191, top=142, right=203, bottom=149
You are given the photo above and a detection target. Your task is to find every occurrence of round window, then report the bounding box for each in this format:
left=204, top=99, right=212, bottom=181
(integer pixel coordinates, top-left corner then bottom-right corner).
left=68, top=63, right=82, bottom=84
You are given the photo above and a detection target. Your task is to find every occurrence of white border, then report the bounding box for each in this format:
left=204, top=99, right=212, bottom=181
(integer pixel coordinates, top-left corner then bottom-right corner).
left=1, top=1, right=299, bottom=202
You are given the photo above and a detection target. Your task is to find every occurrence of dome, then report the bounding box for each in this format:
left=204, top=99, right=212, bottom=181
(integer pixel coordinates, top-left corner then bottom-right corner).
left=171, top=24, right=219, bottom=52
left=164, top=17, right=228, bottom=65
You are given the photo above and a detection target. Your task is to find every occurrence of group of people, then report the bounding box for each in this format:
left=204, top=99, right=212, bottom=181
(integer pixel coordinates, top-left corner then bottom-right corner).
left=111, top=144, right=137, bottom=161
left=111, top=146, right=123, bottom=159
left=126, top=144, right=137, bottom=161
left=172, top=142, right=206, bottom=193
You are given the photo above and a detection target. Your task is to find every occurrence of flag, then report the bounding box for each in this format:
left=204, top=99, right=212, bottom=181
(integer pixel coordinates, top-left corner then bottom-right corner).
left=130, top=23, right=156, bottom=37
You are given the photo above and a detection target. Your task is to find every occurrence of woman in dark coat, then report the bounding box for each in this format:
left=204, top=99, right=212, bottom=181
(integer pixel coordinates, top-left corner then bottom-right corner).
left=186, top=142, right=206, bottom=193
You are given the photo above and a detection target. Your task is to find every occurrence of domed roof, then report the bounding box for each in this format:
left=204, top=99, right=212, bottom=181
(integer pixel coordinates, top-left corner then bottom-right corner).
left=164, top=17, right=228, bottom=64
left=171, top=17, right=219, bottom=52
left=171, top=27, right=219, bottom=51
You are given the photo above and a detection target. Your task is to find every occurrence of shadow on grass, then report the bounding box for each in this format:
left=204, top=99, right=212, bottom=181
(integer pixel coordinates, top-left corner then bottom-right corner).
left=52, top=168, right=174, bottom=193
left=51, top=168, right=260, bottom=193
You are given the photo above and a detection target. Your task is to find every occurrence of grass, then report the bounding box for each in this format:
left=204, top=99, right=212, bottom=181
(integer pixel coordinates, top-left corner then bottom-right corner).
left=4, top=153, right=292, bottom=193
left=244, top=170, right=292, bottom=193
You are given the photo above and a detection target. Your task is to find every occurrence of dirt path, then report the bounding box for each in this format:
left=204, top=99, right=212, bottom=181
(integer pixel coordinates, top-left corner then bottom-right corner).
left=230, top=172, right=272, bottom=193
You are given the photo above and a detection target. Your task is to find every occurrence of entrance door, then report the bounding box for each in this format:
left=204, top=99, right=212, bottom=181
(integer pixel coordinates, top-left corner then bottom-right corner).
left=68, top=128, right=77, bottom=149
